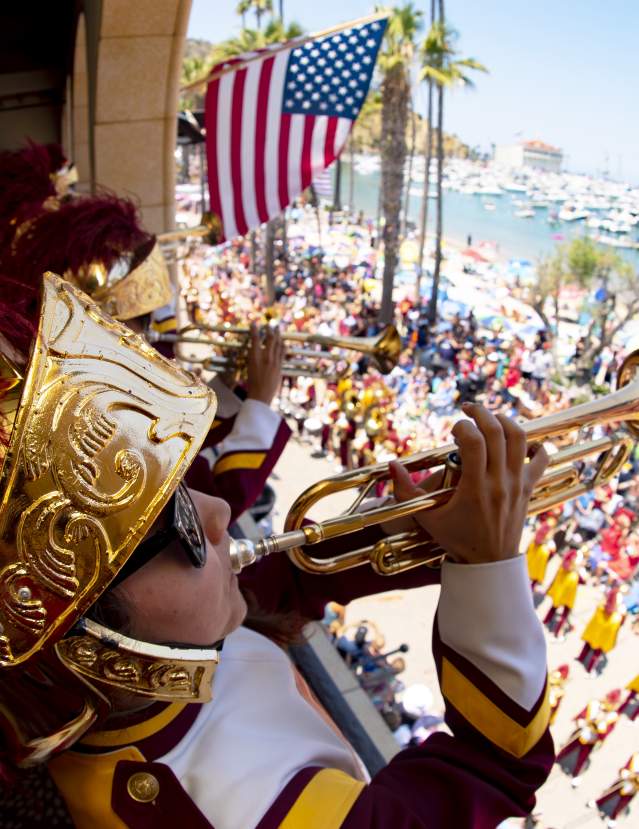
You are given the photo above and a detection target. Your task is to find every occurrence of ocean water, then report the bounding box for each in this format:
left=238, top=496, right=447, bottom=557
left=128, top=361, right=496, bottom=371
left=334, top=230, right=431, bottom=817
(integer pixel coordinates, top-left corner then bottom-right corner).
left=339, top=164, right=639, bottom=268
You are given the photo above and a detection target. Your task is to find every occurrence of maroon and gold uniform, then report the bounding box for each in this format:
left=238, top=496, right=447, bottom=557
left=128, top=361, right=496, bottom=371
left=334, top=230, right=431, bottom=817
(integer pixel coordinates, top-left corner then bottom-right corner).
left=47, top=554, right=553, bottom=828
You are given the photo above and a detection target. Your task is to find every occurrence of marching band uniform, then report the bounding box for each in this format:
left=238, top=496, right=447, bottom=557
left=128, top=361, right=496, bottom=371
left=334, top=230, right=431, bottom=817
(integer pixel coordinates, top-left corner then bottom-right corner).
left=526, top=522, right=556, bottom=591
left=47, top=549, right=554, bottom=829
left=150, top=305, right=291, bottom=523
left=591, top=753, right=639, bottom=826
left=577, top=587, right=624, bottom=674
left=548, top=664, right=570, bottom=725
left=0, top=274, right=554, bottom=827
left=556, top=693, right=620, bottom=785
left=543, top=550, right=580, bottom=638
left=618, top=674, right=639, bottom=721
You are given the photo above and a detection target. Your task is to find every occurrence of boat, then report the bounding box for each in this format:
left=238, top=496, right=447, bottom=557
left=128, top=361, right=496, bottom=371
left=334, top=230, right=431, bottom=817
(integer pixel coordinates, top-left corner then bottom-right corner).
left=514, top=208, right=535, bottom=219
left=558, top=204, right=590, bottom=222
left=596, top=234, right=639, bottom=250
left=484, top=201, right=497, bottom=212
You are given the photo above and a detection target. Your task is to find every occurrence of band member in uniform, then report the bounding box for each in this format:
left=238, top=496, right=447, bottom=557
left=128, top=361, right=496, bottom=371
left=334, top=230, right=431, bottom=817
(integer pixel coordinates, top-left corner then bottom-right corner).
left=577, top=585, right=625, bottom=675
left=556, top=690, right=620, bottom=786
left=542, top=549, right=581, bottom=638
left=618, top=673, right=639, bottom=721
left=526, top=519, right=556, bottom=595
left=589, top=753, right=639, bottom=827
left=1, top=185, right=291, bottom=525
left=0, top=277, right=554, bottom=827
left=548, top=664, right=570, bottom=725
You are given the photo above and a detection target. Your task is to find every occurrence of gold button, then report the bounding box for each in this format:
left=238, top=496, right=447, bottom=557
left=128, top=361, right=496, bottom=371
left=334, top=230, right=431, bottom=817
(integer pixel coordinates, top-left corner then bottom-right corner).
left=127, top=771, right=160, bottom=803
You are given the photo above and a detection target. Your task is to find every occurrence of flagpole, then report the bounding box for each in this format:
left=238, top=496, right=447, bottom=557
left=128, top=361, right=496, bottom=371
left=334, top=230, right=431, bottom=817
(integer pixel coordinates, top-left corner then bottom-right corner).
left=180, top=11, right=388, bottom=94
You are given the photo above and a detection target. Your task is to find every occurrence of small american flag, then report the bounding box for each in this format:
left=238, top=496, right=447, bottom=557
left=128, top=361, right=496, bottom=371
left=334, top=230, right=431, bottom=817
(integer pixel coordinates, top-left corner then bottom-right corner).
left=205, top=16, right=387, bottom=243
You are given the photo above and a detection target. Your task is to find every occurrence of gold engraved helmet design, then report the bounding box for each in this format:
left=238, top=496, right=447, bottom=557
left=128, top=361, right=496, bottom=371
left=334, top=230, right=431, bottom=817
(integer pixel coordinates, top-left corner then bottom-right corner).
left=0, top=274, right=217, bottom=766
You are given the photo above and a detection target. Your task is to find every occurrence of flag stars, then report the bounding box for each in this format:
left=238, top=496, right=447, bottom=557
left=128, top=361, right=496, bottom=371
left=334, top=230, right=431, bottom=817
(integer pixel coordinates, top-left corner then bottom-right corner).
left=352, top=62, right=361, bottom=71
left=336, top=103, right=344, bottom=112
left=311, top=91, right=320, bottom=101
left=307, top=66, right=316, bottom=74
left=298, top=73, right=306, bottom=81
left=335, top=59, right=344, bottom=69
left=356, top=46, right=365, bottom=55
left=346, top=96, right=354, bottom=105
left=348, top=79, right=358, bottom=88
left=320, top=101, right=328, bottom=110
left=304, top=82, right=313, bottom=91
left=302, top=100, right=311, bottom=109
left=359, top=72, right=368, bottom=81
left=294, top=91, right=303, bottom=99
left=366, top=39, right=376, bottom=47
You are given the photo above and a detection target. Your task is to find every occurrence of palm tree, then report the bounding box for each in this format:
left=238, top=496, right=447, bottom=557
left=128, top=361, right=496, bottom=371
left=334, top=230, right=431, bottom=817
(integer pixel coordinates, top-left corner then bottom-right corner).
left=236, top=0, right=251, bottom=29
left=377, top=3, right=424, bottom=325
left=420, top=6, right=487, bottom=323
left=414, top=0, right=436, bottom=303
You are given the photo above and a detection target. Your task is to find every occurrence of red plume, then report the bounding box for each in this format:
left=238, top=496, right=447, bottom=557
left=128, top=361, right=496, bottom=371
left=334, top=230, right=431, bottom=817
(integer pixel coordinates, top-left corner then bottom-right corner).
left=2, top=193, right=153, bottom=286
left=0, top=140, right=66, bottom=250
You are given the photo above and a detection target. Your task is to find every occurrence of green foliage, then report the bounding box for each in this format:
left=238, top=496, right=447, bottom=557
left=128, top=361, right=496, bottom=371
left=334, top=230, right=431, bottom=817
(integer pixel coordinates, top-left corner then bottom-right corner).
left=376, top=3, right=424, bottom=73
left=210, top=19, right=303, bottom=64
left=419, top=21, right=488, bottom=88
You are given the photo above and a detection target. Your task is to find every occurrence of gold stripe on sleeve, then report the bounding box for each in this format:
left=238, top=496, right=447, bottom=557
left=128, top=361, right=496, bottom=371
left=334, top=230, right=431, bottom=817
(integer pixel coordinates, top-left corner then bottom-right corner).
left=441, top=657, right=550, bottom=758
left=214, top=451, right=267, bottom=475
left=279, top=768, right=365, bottom=829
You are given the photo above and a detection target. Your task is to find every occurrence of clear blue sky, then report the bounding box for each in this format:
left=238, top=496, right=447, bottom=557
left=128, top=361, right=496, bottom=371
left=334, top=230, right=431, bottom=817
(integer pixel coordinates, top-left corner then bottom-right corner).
left=188, top=1, right=639, bottom=184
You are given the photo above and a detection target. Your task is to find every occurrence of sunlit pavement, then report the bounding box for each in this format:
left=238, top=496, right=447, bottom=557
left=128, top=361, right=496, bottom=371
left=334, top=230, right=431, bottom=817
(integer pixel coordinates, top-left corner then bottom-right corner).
left=267, top=433, right=638, bottom=829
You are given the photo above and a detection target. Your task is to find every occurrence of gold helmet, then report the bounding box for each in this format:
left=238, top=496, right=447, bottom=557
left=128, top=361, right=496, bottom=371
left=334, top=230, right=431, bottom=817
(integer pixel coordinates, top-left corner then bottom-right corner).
left=0, top=273, right=216, bottom=767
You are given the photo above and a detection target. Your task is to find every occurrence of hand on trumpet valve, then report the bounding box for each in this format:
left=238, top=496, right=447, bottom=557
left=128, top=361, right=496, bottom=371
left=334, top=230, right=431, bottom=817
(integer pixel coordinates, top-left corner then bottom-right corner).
left=246, top=323, right=284, bottom=406
left=390, top=403, right=549, bottom=566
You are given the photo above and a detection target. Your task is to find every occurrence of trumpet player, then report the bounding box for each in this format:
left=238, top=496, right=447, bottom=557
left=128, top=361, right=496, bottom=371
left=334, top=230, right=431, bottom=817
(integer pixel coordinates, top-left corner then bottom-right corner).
left=0, top=265, right=554, bottom=829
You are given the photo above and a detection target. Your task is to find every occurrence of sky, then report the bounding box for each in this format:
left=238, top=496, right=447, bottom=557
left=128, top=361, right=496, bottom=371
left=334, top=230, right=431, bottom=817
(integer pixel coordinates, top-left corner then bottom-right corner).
left=188, top=1, right=639, bottom=184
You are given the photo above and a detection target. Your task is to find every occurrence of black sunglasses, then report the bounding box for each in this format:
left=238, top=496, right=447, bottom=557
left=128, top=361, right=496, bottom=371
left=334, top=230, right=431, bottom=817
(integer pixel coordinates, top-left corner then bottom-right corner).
left=111, top=484, right=206, bottom=588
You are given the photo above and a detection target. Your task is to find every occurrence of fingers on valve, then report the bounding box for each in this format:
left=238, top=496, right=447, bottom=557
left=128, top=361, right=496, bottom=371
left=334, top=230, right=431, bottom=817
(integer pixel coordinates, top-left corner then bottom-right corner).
left=495, top=413, right=527, bottom=475
left=462, top=403, right=506, bottom=477
left=451, top=415, right=487, bottom=485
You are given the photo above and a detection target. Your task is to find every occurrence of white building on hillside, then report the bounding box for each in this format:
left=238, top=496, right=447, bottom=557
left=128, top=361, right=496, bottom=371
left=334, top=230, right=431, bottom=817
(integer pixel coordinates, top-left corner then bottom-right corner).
left=495, top=140, right=563, bottom=173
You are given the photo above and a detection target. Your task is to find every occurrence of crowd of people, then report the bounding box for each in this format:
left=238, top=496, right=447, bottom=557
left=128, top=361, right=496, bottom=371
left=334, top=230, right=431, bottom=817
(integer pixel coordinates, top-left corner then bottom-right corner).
left=176, top=205, right=639, bottom=827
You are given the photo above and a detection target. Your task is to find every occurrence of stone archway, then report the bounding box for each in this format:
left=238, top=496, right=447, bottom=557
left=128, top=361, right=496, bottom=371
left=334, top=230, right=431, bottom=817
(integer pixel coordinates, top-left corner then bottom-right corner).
left=69, top=0, right=193, bottom=234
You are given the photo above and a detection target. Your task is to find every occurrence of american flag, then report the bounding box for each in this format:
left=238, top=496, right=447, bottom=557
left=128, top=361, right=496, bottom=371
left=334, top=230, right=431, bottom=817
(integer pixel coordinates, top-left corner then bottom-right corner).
left=205, top=16, right=387, bottom=243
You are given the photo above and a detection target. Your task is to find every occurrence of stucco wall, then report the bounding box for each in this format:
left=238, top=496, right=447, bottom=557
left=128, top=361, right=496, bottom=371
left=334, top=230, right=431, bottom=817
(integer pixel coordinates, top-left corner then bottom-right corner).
left=70, top=0, right=192, bottom=234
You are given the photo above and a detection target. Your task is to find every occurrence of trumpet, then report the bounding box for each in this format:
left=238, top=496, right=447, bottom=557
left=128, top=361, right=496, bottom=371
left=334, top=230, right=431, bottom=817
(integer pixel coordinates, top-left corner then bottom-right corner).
left=157, top=212, right=221, bottom=262
left=148, top=323, right=402, bottom=380
left=230, top=350, right=639, bottom=576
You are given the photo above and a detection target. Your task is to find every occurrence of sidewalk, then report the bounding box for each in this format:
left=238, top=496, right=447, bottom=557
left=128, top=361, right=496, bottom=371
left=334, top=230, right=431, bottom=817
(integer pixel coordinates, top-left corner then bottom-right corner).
left=267, top=434, right=639, bottom=829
